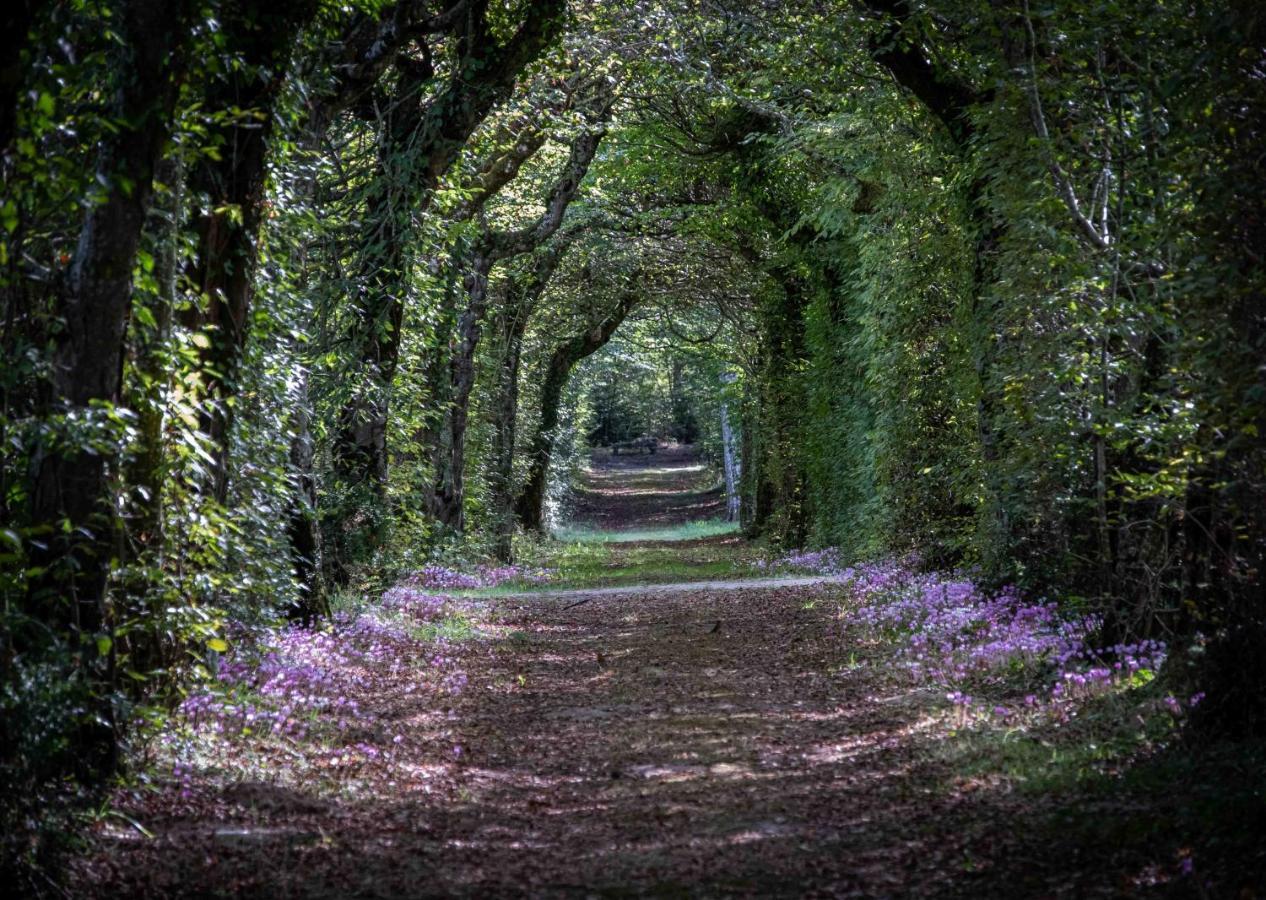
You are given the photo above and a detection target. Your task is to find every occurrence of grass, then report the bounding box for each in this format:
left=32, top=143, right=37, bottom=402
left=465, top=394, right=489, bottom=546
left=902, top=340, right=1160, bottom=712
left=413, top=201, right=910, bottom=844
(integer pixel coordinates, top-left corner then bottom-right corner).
left=934, top=683, right=1176, bottom=791
left=551, top=518, right=739, bottom=544
left=409, top=611, right=478, bottom=643
left=492, top=528, right=764, bottom=592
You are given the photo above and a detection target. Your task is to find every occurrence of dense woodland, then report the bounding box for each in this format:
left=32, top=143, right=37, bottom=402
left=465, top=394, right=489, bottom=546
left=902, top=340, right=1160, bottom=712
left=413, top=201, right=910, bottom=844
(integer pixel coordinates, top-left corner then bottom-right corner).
left=2, top=0, right=1264, bottom=891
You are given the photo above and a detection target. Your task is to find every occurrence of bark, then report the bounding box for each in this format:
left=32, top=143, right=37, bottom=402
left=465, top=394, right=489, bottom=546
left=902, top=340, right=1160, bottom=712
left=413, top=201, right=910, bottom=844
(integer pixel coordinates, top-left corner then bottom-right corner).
left=426, top=251, right=493, bottom=529
left=278, top=123, right=331, bottom=618
left=307, top=0, right=471, bottom=131
left=404, top=121, right=554, bottom=533
left=333, top=54, right=435, bottom=504
left=286, top=367, right=327, bottom=623
left=427, top=109, right=611, bottom=529
left=486, top=296, right=529, bottom=562
left=483, top=239, right=571, bottom=559
left=118, top=153, right=182, bottom=679
left=276, top=3, right=444, bottom=600
left=331, top=0, right=566, bottom=516
left=515, top=288, right=641, bottom=532
left=184, top=0, right=319, bottom=503
left=863, top=0, right=982, bottom=146
left=719, top=375, right=741, bottom=522
left=30, top=0, right=191, bottom=622
left=27, top=0, right=193, bottom=780
left=738, top=386, right=758, bottom=534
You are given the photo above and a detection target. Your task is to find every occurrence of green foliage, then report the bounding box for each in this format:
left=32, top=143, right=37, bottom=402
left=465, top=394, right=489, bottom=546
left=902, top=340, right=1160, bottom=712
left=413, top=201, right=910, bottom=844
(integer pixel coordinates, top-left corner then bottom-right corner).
left=1, top=0, right=1264, bottom=887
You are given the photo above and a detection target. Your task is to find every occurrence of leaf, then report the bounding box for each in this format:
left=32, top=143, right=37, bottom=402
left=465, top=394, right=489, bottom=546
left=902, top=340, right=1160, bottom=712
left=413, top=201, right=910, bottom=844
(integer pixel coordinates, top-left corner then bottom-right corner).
left=133, top=304, right=157, bottom=329
left=207, top=638, right=229, bottom=653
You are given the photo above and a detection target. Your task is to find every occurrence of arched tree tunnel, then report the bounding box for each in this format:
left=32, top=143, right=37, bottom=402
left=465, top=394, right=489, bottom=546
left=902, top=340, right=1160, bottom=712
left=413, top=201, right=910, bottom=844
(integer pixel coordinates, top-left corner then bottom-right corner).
left=2, top=0, right=1264, bottom=893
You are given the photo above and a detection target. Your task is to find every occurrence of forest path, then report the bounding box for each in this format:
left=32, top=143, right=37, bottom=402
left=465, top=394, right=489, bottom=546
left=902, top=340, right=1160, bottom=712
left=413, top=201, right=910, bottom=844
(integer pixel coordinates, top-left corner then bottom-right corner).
left=487, top=571, right=851, bottom=600
left=415, top=580, right=995, bottom=897
left=565, top=442, right=727, bottom=531
left=74, top=449, right=1062, bottom=897
left=405, top=452, right=994, bottom=894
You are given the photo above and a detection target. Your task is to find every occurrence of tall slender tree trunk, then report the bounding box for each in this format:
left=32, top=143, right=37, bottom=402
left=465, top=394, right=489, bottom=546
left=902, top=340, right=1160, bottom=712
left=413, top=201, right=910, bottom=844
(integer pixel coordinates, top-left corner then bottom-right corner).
left=516, top=289, right=639, bottom=532
left=287, top=366, right=326, bottom=622
left=426, top=253, right=494, bottom=529
left=487, top=302, right=529, bottom=561
left=483, top=240, right=572, bottom=556
left=719, top=375, right=741, bottom=522
left=333, top=54, right=434, bottom=507
left=120, top=153, right=182, bottom=676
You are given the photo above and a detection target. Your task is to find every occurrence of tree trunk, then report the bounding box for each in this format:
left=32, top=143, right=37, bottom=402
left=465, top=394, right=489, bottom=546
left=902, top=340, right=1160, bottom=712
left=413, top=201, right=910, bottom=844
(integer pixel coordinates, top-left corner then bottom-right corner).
left=330, top=0, right=566, bottom=535
left=719, top=381, right=741, bottom=522
left=286, top=367, right=326, bottom=623
left=27, top=0, right=192, bottom=780
left=514, top=350, right=573, bottom=534
left=118, top=152, right=182, bottom=678
left=516, top=289, right=639, bottom=532
left=484, top=241, right=571, bottom=557
left=184, top=1, right=317, bottom=504
left=487, top=303, right=528, bottom=561
left=864, top=0, right=1024, bottom=567
left=427, top=253, right=494, bottom=529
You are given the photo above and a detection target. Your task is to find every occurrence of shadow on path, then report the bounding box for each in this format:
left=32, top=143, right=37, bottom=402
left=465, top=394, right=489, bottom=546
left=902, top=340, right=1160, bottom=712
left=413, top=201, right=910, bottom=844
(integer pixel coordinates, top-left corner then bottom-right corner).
left=73, top=442, right=1240, bottom=897
left=567, top=443, right=726, bottom=531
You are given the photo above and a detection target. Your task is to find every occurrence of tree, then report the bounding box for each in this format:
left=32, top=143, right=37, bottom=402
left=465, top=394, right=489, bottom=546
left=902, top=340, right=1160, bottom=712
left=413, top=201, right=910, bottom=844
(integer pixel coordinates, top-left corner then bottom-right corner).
left=26, top=0, right=196, bottom=778
left=325, top=0, right=566, bottom=577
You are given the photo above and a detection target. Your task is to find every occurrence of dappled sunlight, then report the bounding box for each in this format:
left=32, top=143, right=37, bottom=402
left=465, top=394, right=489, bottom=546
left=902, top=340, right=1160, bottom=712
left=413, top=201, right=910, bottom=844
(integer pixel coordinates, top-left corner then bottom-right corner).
left=4, top=0, right=1254, bottom=891
left=68, top=328, right=1259, bottom=897
left=585, top=462, right=708, bottom=478
left=562, top=445, right=729, bottom=534
left=74, top=552, right=1234, bottom=897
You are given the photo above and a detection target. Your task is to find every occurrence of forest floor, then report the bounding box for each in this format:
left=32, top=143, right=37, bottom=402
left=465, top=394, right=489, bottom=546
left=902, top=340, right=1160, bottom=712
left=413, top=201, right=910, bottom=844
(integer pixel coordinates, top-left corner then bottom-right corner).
left=70, top=448, right=1264, bottom=897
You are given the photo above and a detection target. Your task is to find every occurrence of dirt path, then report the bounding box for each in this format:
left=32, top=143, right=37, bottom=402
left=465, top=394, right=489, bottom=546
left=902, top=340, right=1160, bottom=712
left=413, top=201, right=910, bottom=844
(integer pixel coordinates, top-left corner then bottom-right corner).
left=425, top=583, right=970, bottom=896
left=82, top=582, right=1009, bottom=898
left=567, top=443, right=726, bottom=529
left=432, top=451, right=968, bottom=893
left=74, top=448, right=1162, bottom=897
left=490, top=573, right=853, bottom=601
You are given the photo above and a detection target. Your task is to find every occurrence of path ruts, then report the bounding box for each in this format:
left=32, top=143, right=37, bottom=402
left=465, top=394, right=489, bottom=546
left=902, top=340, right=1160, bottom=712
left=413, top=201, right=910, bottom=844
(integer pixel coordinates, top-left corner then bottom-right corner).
left=567, top=443, right=726, bottom=529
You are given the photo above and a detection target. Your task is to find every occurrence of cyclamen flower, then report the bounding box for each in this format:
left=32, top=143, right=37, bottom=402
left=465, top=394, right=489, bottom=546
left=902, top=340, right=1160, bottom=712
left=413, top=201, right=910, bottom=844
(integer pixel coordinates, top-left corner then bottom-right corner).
left=834, top=553, right=1169, bottom=721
